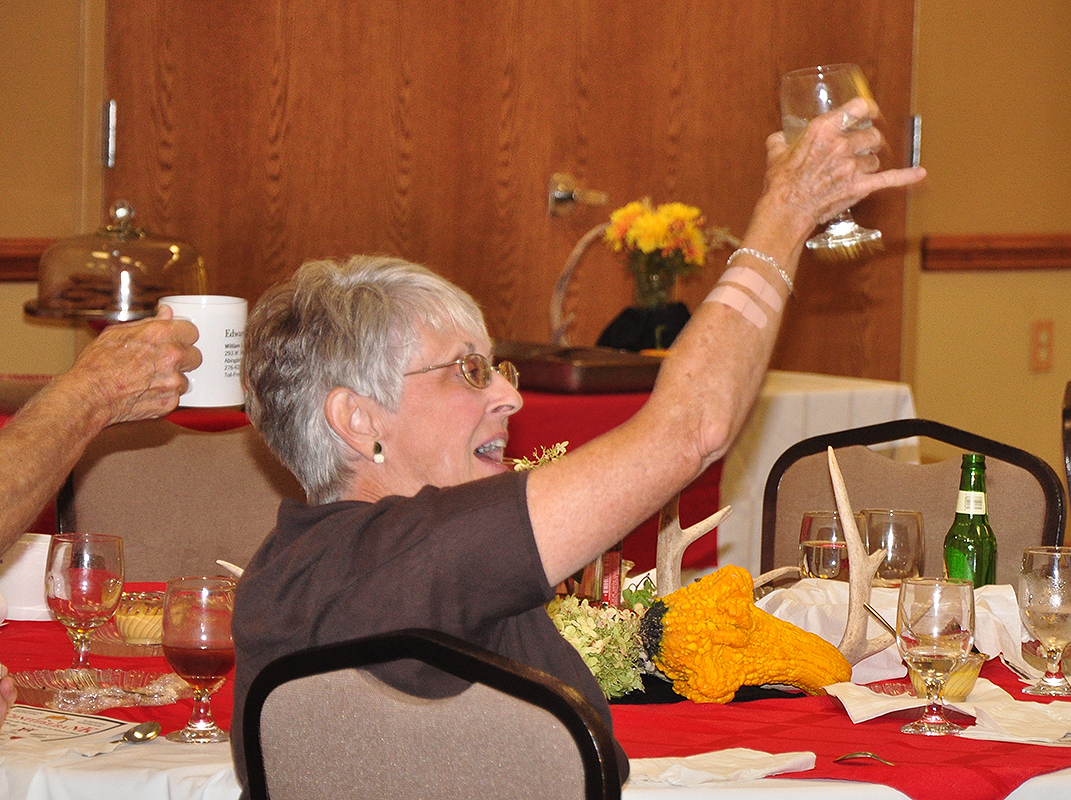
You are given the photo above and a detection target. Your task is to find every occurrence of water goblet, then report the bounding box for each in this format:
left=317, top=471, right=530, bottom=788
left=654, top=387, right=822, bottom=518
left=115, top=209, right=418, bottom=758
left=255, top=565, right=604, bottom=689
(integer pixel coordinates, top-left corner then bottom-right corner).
left=163, top=576, right=236, bottom=743
left=861, top=509, right=924, bottom=587
left=780, top=63, right=882, bottom=257
left=896, top=577, right=975, bottom=735
left=1018, top=546, right=1071, bottom=696
left=44, top=533, right=125, bottom=669
left=798, top=510, right=862, bottom=580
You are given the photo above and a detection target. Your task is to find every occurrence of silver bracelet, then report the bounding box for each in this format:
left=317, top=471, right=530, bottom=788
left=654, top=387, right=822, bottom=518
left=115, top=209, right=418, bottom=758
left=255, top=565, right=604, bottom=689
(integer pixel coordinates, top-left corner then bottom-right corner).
left=727, top=248, right=794, bottom=296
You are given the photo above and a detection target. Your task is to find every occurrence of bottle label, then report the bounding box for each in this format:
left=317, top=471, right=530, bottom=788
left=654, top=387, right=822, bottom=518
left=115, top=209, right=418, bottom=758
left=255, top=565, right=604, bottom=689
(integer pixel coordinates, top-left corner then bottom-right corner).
left=956, top=490, right=987, bottom=515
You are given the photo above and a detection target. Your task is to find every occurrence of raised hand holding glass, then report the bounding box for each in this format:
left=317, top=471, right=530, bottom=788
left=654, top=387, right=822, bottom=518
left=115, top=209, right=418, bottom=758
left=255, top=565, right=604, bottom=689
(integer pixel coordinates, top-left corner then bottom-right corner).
left=779, top=63, right=883, bottom=258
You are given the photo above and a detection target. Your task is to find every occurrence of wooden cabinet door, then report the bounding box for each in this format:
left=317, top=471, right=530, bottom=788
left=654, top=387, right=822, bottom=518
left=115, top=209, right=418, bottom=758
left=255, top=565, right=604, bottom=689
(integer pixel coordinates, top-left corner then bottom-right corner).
left=104, top=0, right=914, bottom=379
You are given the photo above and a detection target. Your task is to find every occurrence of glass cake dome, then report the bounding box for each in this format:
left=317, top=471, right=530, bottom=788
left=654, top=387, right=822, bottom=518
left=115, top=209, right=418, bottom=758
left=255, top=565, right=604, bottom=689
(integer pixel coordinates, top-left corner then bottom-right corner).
left=25, top=201, right=207, bottom=322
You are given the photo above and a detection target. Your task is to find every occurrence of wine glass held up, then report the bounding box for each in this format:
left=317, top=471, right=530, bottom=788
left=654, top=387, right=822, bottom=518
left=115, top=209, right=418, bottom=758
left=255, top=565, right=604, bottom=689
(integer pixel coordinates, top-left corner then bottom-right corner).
left=45, top=533, right=125, bottom=669
left=163, top=576, right=236, bottom=743
left=779, top=63, right=883, bottom=260
left=896, top=578, right=975, bottom=736
left=1018, top=547, right=1071, bottom=696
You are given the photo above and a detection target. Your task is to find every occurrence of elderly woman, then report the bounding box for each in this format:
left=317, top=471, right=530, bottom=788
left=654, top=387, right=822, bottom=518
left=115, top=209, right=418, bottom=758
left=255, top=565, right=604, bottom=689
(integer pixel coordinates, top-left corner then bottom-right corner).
left=231, top=95, right=924, bottom=791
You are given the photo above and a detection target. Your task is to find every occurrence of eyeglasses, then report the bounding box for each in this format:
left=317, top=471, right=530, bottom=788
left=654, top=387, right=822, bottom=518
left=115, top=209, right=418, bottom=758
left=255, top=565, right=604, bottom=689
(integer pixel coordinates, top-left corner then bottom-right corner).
left=404, top=353, right=520, bottom=390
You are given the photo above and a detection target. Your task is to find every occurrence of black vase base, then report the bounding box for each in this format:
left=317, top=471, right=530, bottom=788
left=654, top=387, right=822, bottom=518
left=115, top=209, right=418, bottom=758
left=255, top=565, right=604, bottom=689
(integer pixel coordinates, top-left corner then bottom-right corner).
left=596, top=303, right=690, bottom=353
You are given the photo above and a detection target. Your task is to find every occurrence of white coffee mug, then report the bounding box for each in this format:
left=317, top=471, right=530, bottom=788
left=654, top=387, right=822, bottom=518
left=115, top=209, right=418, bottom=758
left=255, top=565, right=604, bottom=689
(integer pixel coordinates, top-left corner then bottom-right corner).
left=159, top=295, right=248, bottom=407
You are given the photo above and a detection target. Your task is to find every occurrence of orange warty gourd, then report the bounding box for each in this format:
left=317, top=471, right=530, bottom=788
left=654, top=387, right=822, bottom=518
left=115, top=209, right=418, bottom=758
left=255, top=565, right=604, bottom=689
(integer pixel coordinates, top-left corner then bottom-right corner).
left=640, top=565, right=852, bottom=703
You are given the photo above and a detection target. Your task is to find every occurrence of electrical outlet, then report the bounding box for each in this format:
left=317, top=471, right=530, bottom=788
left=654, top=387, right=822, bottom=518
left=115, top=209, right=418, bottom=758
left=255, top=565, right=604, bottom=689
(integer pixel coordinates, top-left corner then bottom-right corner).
left=1031, top=318, right=1054, bottom=373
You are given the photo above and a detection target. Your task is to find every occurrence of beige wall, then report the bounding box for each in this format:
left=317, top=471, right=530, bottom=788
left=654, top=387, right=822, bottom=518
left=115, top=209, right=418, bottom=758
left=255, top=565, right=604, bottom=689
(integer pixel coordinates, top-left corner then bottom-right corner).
left=908, top=0, right=1071, bottom=489
left=0, top=0, right=103, bottom=374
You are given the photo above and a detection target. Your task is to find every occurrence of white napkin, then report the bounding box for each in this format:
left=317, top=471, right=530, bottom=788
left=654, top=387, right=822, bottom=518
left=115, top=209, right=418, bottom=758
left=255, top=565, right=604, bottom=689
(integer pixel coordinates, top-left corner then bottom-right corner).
left=756, top=580, right=1026, bottom=684
left=825, top=679, right=1071, bottom=746
left=628, top=748, right=815, bottom=786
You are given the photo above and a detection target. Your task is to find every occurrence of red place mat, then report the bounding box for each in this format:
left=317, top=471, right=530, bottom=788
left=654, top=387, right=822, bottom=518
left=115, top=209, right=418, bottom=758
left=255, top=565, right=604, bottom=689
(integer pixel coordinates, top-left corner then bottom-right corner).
left=611, top=660, right=1071, bottom=800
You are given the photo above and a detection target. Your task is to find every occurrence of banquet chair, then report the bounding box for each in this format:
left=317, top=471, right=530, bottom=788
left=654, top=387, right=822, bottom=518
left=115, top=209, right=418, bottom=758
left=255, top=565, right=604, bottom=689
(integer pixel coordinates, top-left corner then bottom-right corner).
left=761, top=418, right=1065, bottom=586
left=1062, top=380, right=1071, bottom=521
left=56, top=419, right=304, bottom=582
left=243, top=628, right=621, bottom=800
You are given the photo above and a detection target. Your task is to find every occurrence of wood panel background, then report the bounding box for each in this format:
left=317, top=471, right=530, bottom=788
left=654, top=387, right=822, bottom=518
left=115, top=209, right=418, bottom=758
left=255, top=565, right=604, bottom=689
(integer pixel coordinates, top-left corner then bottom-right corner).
left=103, top=0, right=915, bottom=379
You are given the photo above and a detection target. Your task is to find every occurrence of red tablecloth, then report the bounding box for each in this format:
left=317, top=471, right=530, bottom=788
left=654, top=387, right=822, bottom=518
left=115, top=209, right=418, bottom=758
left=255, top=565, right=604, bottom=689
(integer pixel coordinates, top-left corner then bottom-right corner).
left=6, top=605, right=1071, bottom=800
left=612, top=659, right=1071, bottom=800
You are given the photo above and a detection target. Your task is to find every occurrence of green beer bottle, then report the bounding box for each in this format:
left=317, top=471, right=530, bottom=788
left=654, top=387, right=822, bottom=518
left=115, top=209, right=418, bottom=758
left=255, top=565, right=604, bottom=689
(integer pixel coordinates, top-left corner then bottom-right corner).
left=943, top=453, right=997, bottom=587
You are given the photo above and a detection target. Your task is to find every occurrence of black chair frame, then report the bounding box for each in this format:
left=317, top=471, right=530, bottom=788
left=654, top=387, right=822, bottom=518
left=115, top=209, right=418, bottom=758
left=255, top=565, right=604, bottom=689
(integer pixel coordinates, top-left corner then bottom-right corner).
left=243, top=628, right=621, bottom=800
left=761, top=418, right=1066, bottom=574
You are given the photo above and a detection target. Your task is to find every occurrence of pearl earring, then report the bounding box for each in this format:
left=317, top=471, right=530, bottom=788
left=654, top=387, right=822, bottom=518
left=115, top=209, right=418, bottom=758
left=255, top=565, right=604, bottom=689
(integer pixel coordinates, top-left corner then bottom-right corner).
left=373, top=442, right=385, bottom=464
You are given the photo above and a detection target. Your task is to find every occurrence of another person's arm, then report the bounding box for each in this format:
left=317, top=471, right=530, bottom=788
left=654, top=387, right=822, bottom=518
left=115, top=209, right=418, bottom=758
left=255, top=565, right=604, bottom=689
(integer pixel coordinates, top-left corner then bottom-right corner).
left=0, top=307, right=200, bottom=552
left=527, top=97, right=927, bottom=584
left=0, top=665, right=14, bottom=722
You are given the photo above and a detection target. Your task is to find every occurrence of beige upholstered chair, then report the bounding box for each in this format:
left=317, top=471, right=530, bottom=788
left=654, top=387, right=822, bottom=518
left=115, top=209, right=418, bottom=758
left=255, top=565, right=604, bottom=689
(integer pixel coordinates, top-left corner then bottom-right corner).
left=57, top=419, right=304, bottom=582
left=761, top=419, right=1065, bottom=586
left=243, top=629, right=621, bottom=800
left=1062, top=381, right=1071, bottom=511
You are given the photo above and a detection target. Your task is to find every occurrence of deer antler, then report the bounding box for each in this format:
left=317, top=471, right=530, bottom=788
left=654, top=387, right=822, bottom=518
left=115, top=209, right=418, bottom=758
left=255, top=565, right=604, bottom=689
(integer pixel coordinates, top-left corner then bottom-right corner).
left=655, top=493, right=731, bottom=596
left=827, top=446, right=895, bottom=663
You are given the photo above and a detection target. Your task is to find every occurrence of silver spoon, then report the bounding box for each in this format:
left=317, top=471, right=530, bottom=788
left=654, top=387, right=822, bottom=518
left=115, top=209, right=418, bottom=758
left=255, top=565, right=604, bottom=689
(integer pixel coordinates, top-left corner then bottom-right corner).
left=111, top=720, right=162, bottom=744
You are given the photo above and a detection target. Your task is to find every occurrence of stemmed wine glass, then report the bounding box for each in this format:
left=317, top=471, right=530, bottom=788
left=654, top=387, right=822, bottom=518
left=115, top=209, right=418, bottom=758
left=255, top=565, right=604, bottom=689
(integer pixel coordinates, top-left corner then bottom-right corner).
left=896, top=577, right=975, bottom=736
left=45, top=533, right=125, bottom=669
left=780, top=63, right=883, bottom=257
left=1018, top=546, right=1071, bottom=696
left=163, top=576, right=236, bottom=743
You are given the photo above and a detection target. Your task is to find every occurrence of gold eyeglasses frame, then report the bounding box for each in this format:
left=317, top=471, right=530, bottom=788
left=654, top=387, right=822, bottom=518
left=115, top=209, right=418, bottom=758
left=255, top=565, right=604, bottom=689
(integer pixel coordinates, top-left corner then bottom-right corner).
left=404, top=353, right=519, bottom=390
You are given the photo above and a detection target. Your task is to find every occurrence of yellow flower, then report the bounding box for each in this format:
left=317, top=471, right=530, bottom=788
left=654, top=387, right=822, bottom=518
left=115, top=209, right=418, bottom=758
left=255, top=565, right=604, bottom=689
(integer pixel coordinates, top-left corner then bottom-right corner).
left=628, top=212, right=671, bottom=254
left=604, top=199, right=708, bottom=270
left=605, top=201, right=650, bottom=251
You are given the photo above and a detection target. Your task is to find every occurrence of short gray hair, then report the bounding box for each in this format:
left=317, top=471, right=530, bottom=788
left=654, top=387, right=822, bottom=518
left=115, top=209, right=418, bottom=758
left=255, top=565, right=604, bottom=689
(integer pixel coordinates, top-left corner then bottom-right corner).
left=242, top=255, right=488, bottom=504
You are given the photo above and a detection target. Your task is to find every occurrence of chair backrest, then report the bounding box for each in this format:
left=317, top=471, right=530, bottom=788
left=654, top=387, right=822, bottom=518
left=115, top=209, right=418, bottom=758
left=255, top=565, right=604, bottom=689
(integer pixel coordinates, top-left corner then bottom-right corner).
left=57, top=419, right=304, bottom=582
left=762, top=419, right=1065, bottom=586
left=1062, top=380, right=1071, bottom=507
left=243, top=629, right=621, bottom=800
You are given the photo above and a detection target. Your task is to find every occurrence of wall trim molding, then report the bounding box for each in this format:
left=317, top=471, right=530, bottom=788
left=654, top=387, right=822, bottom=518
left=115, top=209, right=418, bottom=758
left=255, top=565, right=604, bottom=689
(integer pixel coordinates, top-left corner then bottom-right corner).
left=0, top=238, right=52, bottom=282
left=922, top=233, right=1071, bottom=271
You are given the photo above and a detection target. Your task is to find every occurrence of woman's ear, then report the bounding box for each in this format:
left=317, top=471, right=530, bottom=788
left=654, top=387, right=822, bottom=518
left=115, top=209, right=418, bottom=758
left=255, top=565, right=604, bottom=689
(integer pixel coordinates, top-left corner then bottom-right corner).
left=324, top=387, right=380, bottom=460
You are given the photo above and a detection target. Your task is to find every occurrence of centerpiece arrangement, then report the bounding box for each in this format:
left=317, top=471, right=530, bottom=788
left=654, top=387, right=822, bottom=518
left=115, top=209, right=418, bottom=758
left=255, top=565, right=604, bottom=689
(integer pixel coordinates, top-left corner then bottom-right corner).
left=597, top=199, right=709, bottom=352
left=516, top=442, right=855, bottom=701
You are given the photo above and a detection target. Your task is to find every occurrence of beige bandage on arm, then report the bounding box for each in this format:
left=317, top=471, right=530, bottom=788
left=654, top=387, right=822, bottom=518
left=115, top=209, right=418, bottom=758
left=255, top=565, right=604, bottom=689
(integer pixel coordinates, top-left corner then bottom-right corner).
left=719, top=266, right=784, bottom=313
left=704, top=284, right=768, bottom=329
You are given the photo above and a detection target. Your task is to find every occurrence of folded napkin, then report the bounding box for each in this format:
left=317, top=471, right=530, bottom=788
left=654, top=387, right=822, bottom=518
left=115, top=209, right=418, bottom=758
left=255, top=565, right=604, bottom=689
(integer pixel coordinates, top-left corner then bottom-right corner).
left=756, top=580, right=1026, bottom=684
left=825, top=679, right=1071, bottom=746
left=628, top=748, right=815, bottom=786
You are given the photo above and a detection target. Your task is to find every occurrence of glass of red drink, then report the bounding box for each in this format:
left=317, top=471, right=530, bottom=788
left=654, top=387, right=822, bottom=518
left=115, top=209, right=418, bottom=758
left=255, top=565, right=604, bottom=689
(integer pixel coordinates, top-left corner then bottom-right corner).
left=163, top=576, right=236, bottom=743
left=45, top=533, right=125, bottom=669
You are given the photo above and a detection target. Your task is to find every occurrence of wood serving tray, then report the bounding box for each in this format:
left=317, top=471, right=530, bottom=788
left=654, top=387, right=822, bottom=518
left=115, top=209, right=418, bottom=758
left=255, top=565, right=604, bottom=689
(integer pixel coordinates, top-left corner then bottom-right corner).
left=492, top=342, right=662, bottom=394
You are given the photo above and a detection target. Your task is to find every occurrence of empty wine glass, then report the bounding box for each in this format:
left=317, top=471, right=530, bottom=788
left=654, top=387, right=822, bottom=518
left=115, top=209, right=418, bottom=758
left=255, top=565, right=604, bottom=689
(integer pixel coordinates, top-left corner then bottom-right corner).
left=44, top=533, right=124, bottom=669
left=1018, top=546, right=1071, bottom=696
left=780, top=63, right=882, bottom=258
left=861, top=509, right=924, bottom=587
left=896, top=577, right=975, bottom=736
left=163, top=576, right=236, bottom=743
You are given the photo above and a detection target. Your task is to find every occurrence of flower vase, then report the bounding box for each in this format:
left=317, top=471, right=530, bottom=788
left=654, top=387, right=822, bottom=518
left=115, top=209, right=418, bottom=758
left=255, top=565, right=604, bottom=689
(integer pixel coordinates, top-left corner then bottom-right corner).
left=633, top=270, right=674, bottom=310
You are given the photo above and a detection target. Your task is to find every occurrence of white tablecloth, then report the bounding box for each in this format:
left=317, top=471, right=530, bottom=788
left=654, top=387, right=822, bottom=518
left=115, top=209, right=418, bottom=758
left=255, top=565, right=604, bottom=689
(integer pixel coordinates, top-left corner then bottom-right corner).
left=2, top=742, right=1068, bottom=800
left=714, top=370, right=917, bottom=576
